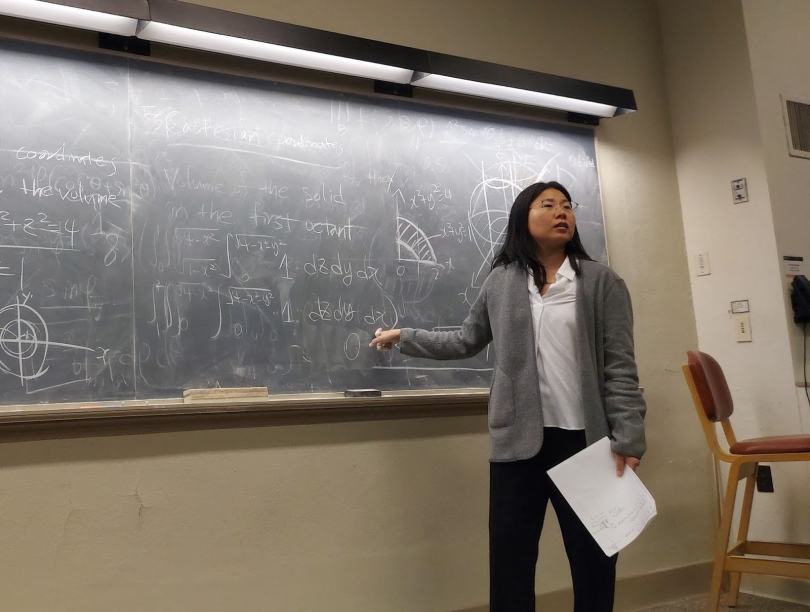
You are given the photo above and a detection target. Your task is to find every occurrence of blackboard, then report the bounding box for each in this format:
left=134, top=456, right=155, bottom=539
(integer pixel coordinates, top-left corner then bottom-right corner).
left=0, top=39, right=606, bottom=403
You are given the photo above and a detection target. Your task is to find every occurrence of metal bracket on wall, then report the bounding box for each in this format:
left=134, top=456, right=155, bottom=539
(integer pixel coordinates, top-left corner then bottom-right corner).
left=568, top=112, right=600, bottom=126
left=373, top=80, right=414, bottom=98
left=99, top=33, right=151, bottom=56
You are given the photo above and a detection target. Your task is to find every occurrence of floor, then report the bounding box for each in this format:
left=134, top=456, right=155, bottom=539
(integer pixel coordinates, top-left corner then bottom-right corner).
left=639, top=593, right=810, bottom=611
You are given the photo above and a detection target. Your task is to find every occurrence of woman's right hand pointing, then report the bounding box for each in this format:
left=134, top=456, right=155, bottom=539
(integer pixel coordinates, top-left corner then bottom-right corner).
left=369, top=328, right=401, bottom=350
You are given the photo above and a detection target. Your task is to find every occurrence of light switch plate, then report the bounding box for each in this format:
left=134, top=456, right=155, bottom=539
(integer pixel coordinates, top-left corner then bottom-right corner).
left=696, top=251, right=711, bottom=276
left=734, top=315, right=752, bottom=342
left=732, top=178, right=749, bottom=204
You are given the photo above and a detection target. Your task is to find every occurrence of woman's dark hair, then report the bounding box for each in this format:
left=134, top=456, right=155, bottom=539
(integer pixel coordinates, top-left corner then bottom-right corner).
left=491, top=181, right=593, bottom=292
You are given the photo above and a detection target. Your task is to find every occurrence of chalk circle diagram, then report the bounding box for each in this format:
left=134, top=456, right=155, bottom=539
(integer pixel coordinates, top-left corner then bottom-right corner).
left=469, top=158, right=575, bottom=287
left=0, top=300, right=50, bottom=381
left=368, top=215, right=444, bottom=303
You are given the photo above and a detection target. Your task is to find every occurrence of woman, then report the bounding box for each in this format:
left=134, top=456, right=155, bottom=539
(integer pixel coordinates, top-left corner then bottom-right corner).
left=370, top=181, right=646, bottom=612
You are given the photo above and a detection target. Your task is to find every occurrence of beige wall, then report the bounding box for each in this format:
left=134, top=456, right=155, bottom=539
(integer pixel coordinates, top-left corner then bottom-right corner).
left=0, top=1, right=715, bottom=610
left=656, top=0, right=796, bottom=438
left=658, top=0, right=810, bottom=605
left=741, top=0, right=810, bottom=603
left=743, top=0, right=810, bottom=412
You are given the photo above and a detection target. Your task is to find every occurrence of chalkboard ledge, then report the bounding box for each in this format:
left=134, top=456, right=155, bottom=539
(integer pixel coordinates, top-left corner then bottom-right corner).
left=0, top=389, right=489, bottom=442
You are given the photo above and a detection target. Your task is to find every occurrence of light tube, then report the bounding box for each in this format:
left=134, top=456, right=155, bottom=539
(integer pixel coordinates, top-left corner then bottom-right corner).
left=138, top=21, right=414, bottom=84
left=412, top=73, right=618, bottom=117
left=0, top=0, right=138, bottom=36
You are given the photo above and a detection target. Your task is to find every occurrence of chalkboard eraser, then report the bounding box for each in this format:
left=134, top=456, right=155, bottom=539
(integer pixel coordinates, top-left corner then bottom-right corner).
left=344, top=389, right=382, bottom=397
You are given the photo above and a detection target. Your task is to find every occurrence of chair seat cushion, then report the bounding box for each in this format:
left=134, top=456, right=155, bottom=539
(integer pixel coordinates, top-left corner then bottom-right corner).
left=730, top=435, right=810, bottom=455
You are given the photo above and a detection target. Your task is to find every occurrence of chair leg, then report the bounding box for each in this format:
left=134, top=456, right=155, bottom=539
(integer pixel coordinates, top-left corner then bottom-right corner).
left=727, top=470, right=757, bottom=608
left=710, top=464, right=742, bottom=612
left=727, top=572, right=742, bottom=608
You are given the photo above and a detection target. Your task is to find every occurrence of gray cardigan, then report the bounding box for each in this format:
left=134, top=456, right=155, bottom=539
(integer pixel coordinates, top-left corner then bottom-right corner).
left=399, top=259, right=647, bottom=462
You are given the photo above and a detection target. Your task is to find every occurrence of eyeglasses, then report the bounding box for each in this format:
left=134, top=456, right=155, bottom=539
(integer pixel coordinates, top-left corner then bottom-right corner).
left=534, top=199, right=579, bottom=212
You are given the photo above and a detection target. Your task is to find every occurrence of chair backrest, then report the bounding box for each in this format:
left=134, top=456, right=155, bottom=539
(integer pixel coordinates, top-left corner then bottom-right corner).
left=686, top=350, right=735, bottom=422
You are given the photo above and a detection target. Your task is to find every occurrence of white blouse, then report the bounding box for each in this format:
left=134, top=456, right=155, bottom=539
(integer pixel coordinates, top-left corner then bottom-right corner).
left=527, top=257, right=585, bottom=430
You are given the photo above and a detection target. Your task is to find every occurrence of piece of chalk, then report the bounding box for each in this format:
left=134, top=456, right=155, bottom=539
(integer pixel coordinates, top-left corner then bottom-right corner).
left=344, top=389, right=382, bottom=397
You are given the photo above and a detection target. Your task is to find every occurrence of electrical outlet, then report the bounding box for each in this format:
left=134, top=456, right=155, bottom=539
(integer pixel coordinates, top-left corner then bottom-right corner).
left=696, top=251, right=711, bottom=276
left=756, top=465, right=774, bottom=493
left=734, top=315, right=752, bottom=342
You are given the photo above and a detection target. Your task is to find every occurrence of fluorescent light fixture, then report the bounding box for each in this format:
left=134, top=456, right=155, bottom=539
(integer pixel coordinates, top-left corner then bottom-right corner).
left=412, top=73, right=618, bottom=118
left=137, top=21, right=414, bottom=85
left=140, top=0, right=634, bottom=118
left=0, top=0, right=634, bottom=118
left=0, top=0, right=138, bottom=36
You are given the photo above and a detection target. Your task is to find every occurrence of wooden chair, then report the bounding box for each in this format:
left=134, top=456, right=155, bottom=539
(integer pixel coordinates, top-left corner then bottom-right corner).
left=682, top=350, right=810, bottom=610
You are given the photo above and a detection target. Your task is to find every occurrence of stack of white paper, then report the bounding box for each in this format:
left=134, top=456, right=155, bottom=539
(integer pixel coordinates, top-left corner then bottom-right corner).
left=547, top=437, right=656, bottom=556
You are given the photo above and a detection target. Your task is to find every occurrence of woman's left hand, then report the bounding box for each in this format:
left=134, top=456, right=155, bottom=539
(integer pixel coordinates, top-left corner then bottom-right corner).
left=614, top=454, right=640, bottom=477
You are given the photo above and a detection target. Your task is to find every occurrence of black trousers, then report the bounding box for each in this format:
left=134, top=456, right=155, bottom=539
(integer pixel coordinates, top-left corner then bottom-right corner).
left=489, top=427, right=618, bottom=612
